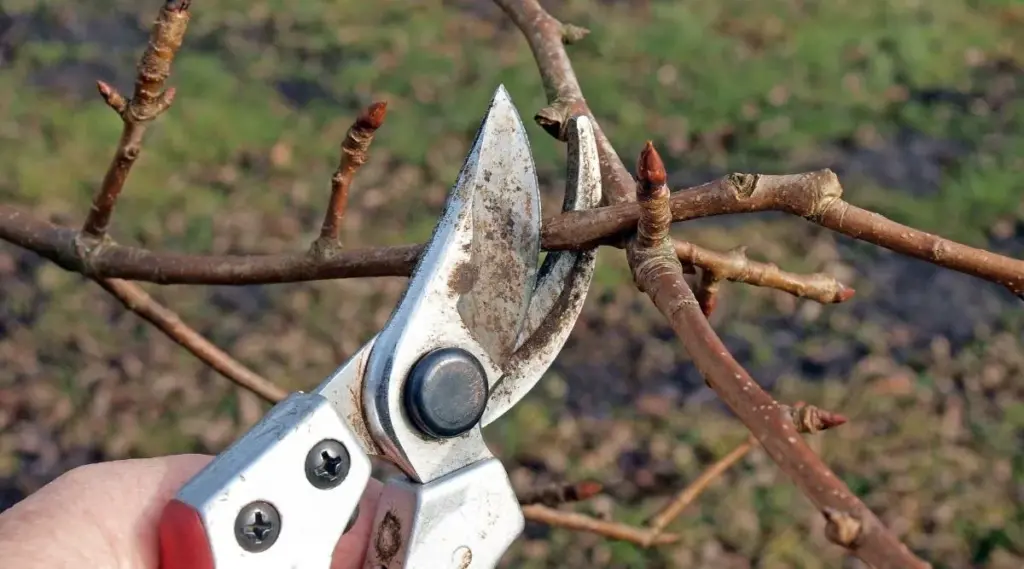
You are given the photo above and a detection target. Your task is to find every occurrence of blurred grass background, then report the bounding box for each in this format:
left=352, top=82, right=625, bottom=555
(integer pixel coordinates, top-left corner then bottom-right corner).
left=1, top=0, right=1023, bottom=567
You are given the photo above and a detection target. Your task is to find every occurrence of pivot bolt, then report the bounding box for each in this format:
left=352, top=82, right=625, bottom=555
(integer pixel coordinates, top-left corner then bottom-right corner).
left=234, top=501, right=280, bottom=553
left=404, top=347, right=489, bottom=439
left=305, top=438, right=351, bottom=490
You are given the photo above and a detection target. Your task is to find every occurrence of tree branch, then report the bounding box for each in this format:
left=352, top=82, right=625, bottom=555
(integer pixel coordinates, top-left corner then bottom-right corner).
left=543, top=169, right=1024, bottom=297
left=493, top=0, right=634, bottom=206
left=625, top=142, right=928, bottom=569
left=0, top=203, right=859, bottom=309
left=646, top=436, right=756, bottom=539
left=81, top=0, right=190, bottom=239
left=0, top=207, right=424, bottom=283
left=96, top=278, right=288, bottom=402
left=521, top=504, right=681, bottom=547
left=677, top=241, right=855, bottom=313
left=313, top=101, right=388, bottom=256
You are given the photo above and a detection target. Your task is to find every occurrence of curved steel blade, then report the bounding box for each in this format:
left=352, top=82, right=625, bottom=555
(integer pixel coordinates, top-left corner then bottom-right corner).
left=454, top=95, right=541, bottom=368
left=360, top=84, right=541, bottom=482
left=481, top=115, right=602, bottom=427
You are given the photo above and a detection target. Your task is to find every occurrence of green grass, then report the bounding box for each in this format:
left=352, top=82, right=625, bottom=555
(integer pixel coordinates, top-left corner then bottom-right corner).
left=2, top=0, right=1021, bottom=243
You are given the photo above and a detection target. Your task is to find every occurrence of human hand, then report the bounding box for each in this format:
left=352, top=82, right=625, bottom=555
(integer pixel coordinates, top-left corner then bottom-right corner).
left=0, top=454, right=383, bottom=569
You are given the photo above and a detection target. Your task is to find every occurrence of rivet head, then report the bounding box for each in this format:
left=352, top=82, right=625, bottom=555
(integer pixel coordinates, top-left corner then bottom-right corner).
left=404, top=347, right=489, bottom=439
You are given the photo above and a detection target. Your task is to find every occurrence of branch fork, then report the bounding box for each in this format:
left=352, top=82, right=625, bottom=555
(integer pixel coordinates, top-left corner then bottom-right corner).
left=624, top=140, right=928, bottom=568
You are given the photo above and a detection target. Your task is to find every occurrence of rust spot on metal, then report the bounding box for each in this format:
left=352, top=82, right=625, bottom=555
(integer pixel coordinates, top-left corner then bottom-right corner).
left=347, top=383, right=372, bottom=447
left=340, top=348, right=373, bottom=448
left=374, top=510, right=403, bottom=563
left=453, top=545, right=473, bottom=569
left=448, top=261, right=479, bottom=295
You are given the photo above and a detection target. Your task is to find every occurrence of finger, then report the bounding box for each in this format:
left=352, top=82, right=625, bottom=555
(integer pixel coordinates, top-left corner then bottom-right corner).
left=332, top=477, right=383, bottom=568
left=0, top=454, right=211, bottom=569
left=0, top=455, right=383, bottom=569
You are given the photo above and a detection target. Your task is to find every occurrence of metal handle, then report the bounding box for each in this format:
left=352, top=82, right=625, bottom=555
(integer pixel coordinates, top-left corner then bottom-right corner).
left=157, top=392, right=372, bottom=569
left=361, top=457, right=523, bottom=569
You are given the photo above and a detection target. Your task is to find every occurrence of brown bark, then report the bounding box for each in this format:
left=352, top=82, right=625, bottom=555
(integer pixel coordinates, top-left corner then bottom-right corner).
left=625, top=142, right=929, bottom=568
left=314, top=101, right=388, bottom=254
left=81, top=0, right=190, bottom=238
left=0, top=203, right=859, bottom=306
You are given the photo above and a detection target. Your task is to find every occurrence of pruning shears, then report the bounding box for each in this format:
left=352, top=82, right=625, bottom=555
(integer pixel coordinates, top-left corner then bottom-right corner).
left=156, top=85, right=602, bottom=569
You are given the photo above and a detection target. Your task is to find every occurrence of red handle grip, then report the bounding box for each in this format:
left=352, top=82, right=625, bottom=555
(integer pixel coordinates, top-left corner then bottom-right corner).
left=158, top=499, right=215, bottom=569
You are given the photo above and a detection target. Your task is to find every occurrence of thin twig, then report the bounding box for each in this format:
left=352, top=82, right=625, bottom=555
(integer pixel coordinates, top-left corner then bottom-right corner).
left=96, top=278, right=288, bottom=403
left=522, top=505, right=680, bottom=547
left=625, top=141, right=928, bottom=569
left=79, top=1, right=288, bottom=404
left=518, top=480, right=603, bottom=507
left=645, top=403, right=849, bottom=542
left=313, top=101, right=388, bottom=255
left=81, top=0, right=190, bottom=239
left=677, top=241, right=855, bottom=309
left=646, top=436, right=756, bottom=540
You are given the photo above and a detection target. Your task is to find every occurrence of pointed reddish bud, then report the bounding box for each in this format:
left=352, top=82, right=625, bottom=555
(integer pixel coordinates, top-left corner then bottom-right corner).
left=818, top=410, right=849, bottom=430
left=95, top=80, right=127, bottom=113
left=835, top=284, right=856, bottom=302
left=636, top=141, right=667, bottom=197
left=574, top=481, right=603, bottom=501
left=355, top=101, right=388, bottom=131
left=96, top=80, right=113, bottom=98
left=790, top=403, right=848, bottom=433
left=700, top=295, right=718, bottom=318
